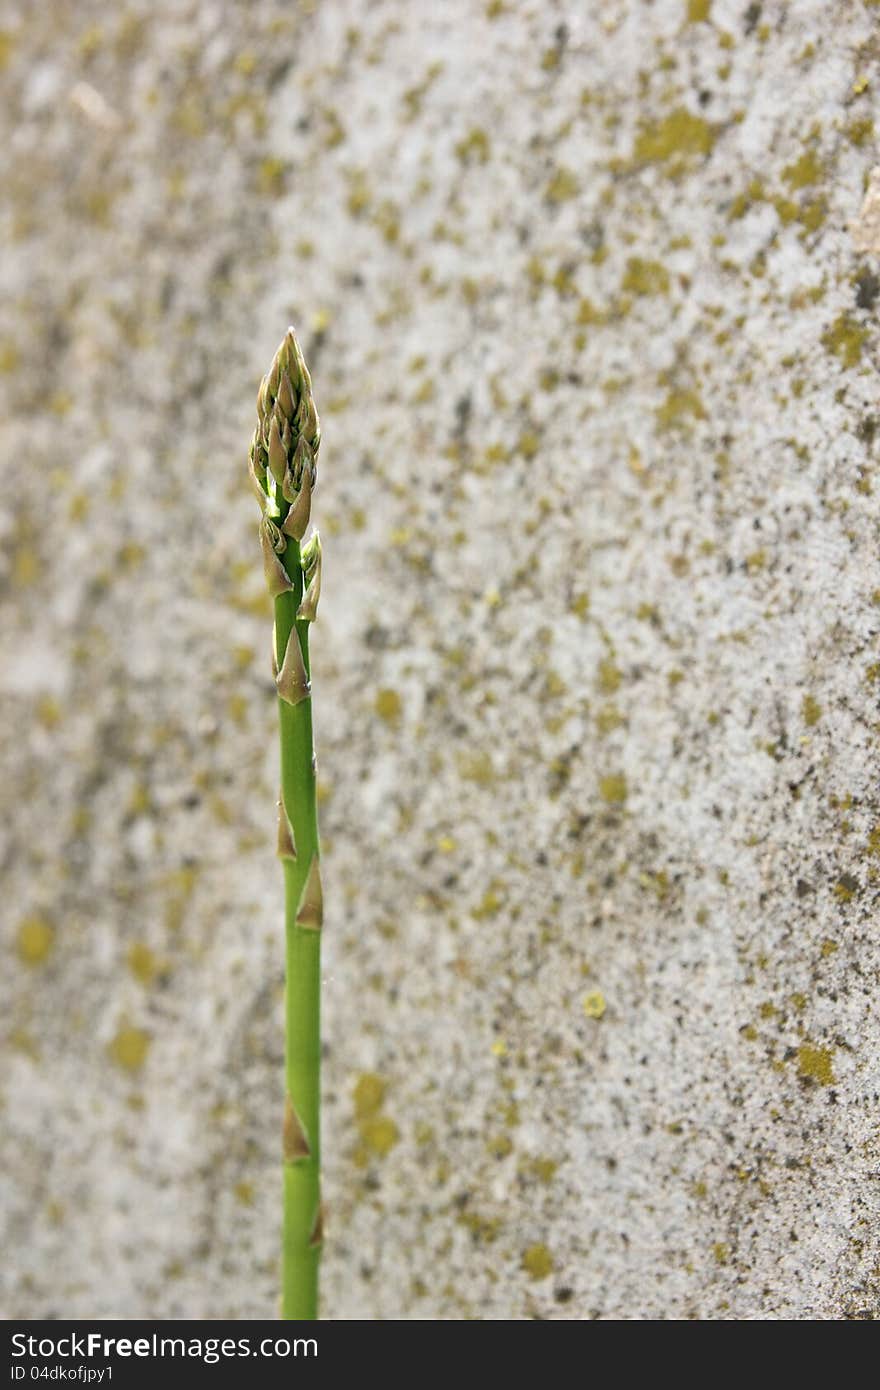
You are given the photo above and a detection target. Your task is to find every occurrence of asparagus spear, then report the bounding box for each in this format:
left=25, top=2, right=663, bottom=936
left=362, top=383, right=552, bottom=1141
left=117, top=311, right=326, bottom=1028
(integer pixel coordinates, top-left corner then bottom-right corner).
left=250, top=328, right=324, bottom=1321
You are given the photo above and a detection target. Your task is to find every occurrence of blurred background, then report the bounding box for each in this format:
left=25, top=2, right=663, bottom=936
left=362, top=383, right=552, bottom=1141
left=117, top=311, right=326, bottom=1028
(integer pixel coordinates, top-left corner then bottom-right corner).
left=2, top=0, right=879, bottom=1319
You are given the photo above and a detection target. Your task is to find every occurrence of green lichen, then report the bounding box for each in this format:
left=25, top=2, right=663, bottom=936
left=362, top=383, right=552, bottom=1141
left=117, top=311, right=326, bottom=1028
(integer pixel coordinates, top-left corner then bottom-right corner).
left=353, top=1073, right=386, bottom=1117
left=632, top=107, right=716, bottom=173
left=622, top=257, right=670, bottom=296
left=801, top=694, right=822, bottom=727
left=353, top=1073, right=399, bottom=1162
left=487, top=1133, right=514, bottom=1158
left=127, top=942, right=160, bottom=985
left=598, top=773, right=627, bottom=804
left=596, top=704, right=624, bottom=735
left=576, top=297, right=608, bottom=325
left=455, top=128, right=491, bottom=164
left=359, top=1116, right=399, bottom=1157
left=582, top=990, right=606, bottom=1019
left=16, top=915, right=54, bottom=966
left=108, top=1026, right=150, bottom=1072
left=545, top=167, right=579, bottom=203
left=782, top=148, right=824, bottom=190
left=846, top=115, right=874, bottom=147
left=797, top=1044, right=835, bottom=1086
left=656, top=387, right=706, bottom=428
left=522, top=1156, right=558, bottom=1184
left=822, top=313, right=868, bottom=368
left=472, top=884, right=505, bottom=919
left=833, top=873, right=859, bottom=902
left=597, top=658, right=622, bottom=693
left=522, top=1243, right=554, bottom=1279
left=375, top=688, right=403, bottom=722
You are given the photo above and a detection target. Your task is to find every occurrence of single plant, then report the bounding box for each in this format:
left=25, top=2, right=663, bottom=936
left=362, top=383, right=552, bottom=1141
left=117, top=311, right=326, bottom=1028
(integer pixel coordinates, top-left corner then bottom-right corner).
left=249, top=328, right=324, bottom=1320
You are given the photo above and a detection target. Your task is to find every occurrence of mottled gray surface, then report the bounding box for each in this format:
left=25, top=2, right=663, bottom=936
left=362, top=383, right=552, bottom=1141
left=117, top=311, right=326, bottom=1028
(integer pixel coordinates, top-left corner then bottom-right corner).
left=2, top=0, right=879, bottom=1320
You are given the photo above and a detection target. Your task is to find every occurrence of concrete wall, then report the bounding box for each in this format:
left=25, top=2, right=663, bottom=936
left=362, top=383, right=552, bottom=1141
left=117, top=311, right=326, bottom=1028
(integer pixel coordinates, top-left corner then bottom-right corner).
left=2, top=0, right=878, bottom=1319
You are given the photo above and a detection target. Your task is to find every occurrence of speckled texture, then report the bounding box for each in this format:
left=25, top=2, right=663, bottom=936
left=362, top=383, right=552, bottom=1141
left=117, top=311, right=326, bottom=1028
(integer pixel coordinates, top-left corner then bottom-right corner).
left=2, top=0, right=879, bottom=1321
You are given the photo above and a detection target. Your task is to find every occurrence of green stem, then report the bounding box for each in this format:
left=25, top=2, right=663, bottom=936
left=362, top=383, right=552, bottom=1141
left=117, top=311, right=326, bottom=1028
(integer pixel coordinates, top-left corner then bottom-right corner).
left=277, top=538, right=322, bottom=1320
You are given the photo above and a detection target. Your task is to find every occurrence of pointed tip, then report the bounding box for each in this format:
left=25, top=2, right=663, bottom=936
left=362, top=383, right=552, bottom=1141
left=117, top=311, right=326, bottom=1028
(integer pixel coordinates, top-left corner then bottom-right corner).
left=309, top=1201, right=325, bottom=1248
left=296, top=536, right=322, bottom=622
left=277, top=798, right=297, bottom=860
left=295, top=855, right=323, bottom=931
left=283, top=1095, right=311, bottom=1162
left=281, top=465, right=312, bottom=539
left=275, top=630, right=311, bottom=706
left=260, top=516, right=295, bottom=599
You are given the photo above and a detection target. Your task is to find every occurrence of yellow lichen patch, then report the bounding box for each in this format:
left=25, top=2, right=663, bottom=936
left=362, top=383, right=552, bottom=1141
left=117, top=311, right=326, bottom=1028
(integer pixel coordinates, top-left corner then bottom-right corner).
left=117, top=542, right=146, bottom=572
left=622, top=257, right=670, bottom=296
left=457, top=750, right=495, bottom=784
left=375, top=688, right=403, bottom=722
left=522, top=1243, right=554, bottom=1280
left=353, top=1072, right=386, bottom=1118
left=163, top=865, right=198, bottom=933
left=108, top=1026, right=150, bottom=1072
left=820, top=939, right=838, bottom=958
left=801, top=694, right=822, bottom=727
left=582, top=990, right=606, bottom=1020
left=12, top=545, right=39, bottom=587
left=472, top=885, right=504, bottom=919
left=523, top=1156, right=558, bottom=1184
left=458, top=1208, right=501, bottom=1242
left=455, top=128, right=491, bottom=164
left=797, top=1044, right=835, bottom=1086
left=233, top=1181, right=254, bottom=1206
left=359, top=1115, right=399, bottom=1157
left=846, top=116, right=874, bottom=148
left=36, top=695, right=62, bottom=729
left=793, top=197, right=828, bottom=234
left=545, top=166, right=579, bottom=202
left=517, top=429, right=540, bottom=458
left=544, top=669, right=567, bottom=698
left=632, top=108, right=716, bottom=172
left=782, top=148, right=824, bottom=191
left=641, top=869, right=670, bottom=898
left=597, top=658, right=622, bottom=694
left=487, top=1133, right=513, bottom=1158
left=713, top=1242, right=730, bottom=1265
left=576, top=297, right=607, bottom=325
left=16, top=916, right=54, bottom=966
left=596, top=704, right=624, bottom=735
left=226, top=693, right=248, bottom=725
left=822, top=313, right=868, bottom=368
left=833, top=873, right=859, bottom=902
left=599, top=774, right=627, bottom=804
left=729, top=177, right=766, bottom=219
left=257, top=156, right=286, bottom=197
left=686, top=0, right=711, bottom=18
left=656, top=388, right=706, bottom=428
left=127, top=942, right=160, bottom=986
